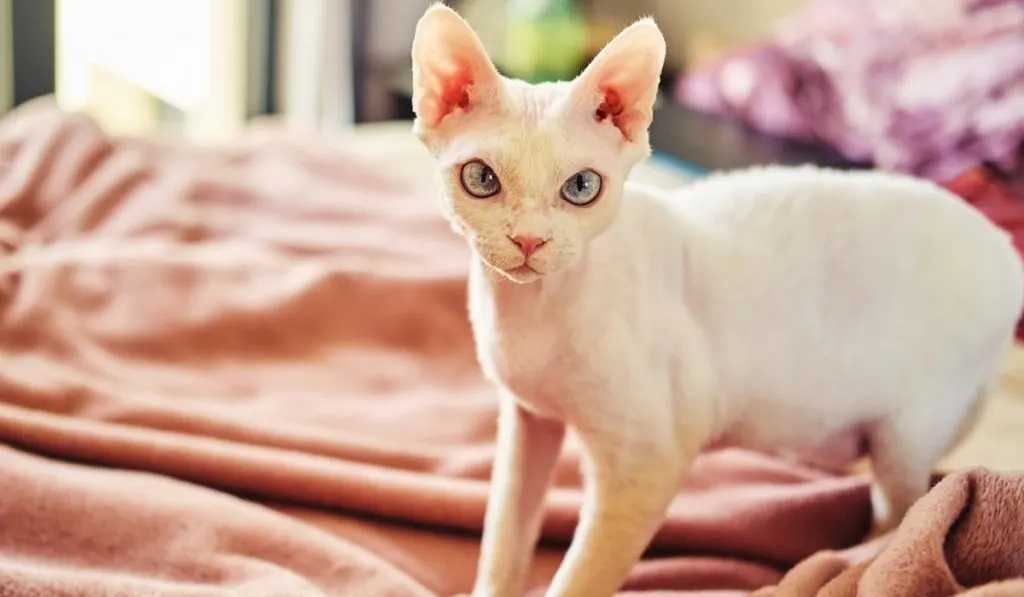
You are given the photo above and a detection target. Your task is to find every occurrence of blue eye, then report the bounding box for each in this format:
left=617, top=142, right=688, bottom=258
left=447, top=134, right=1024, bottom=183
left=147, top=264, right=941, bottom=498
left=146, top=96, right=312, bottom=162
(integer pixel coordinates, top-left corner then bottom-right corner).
left=560, top=170, right=602, bottom=206
left=460, top=160, right=501, bottom=198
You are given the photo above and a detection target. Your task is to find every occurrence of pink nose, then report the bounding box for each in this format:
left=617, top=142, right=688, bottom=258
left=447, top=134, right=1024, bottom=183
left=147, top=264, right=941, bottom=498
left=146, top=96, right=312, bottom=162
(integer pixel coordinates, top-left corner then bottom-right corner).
left=510, top=235, right=547, bottom=257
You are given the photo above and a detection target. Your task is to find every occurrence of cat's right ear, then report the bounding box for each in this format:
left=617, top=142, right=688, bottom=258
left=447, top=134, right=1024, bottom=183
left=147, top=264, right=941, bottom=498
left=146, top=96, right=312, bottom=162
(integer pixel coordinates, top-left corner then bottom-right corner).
left=411, top=4, right=508, bottom=144
left=565, top=18, right=666, bottom=145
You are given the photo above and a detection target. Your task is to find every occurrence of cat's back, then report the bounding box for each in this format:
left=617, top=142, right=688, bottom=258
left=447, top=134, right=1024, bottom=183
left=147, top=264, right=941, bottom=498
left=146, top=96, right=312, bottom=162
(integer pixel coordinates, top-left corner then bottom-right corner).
left=667, top=165, right=1015, bottom=282
left=625, top=164, right=1021, bottom=348
left=656, top=165, right=1022, bottom=418
left=648, top=165, right=1022, bottom=451
left=672, top=165, right=987, bottom=233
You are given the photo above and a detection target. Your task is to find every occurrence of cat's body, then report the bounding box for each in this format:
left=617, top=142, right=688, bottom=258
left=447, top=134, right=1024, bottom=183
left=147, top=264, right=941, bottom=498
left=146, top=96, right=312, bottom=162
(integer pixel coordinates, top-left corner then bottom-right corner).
left=409, top=5, right=1024, bottom=597
left=473, top=166, right=1019, bottom=469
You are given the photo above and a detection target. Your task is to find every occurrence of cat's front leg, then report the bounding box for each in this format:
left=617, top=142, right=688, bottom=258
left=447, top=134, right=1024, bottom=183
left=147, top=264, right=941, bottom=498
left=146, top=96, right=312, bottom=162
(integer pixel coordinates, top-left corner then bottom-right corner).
left=467, top=394, right=566, bottom=597
left=544, top=399, right=698, bottom=597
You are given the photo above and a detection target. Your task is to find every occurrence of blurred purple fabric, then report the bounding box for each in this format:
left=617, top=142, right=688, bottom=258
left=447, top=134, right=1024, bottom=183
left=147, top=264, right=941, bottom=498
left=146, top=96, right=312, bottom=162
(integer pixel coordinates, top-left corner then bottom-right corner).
left=675, top=0, right=1024, bottom=183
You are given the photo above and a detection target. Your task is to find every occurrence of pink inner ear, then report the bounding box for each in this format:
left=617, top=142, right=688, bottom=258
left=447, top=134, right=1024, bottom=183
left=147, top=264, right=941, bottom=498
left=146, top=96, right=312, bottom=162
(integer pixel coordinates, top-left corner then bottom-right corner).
left=594, top=87, right=625, bottom=134
left=594, top=86, right=642, bottom=142
left=424, top=63, right=474, bottom=128
left=444, top=73, right=472, bottom=113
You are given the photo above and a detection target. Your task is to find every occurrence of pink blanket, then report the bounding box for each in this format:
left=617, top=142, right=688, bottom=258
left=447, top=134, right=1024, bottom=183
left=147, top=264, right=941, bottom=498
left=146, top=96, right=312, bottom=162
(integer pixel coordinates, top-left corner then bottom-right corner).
left=0, top=99, right=1021, bottom=596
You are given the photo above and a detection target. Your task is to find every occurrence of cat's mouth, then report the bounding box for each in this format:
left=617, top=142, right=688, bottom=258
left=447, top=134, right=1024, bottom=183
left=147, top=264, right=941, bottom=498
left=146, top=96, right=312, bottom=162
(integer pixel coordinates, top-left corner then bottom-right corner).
left=499, top=263, right=543, bottom=282
left=507, top=264, right=538, bottom=275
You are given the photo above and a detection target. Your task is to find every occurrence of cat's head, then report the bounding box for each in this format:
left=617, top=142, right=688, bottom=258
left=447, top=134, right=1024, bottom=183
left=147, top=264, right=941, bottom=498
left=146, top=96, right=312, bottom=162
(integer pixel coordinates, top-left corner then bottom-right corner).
left=410, top=4, right=665, bottom=283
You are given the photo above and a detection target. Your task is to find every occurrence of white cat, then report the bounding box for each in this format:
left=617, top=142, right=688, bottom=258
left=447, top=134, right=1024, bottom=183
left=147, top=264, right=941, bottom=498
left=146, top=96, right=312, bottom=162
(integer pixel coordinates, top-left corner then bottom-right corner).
left=410, top=5, right=1024, bottom=597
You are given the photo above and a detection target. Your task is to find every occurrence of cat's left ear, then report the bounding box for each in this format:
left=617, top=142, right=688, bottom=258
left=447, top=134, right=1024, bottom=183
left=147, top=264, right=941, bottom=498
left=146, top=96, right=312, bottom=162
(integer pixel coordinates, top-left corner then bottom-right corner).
left=567, top=18, right=666, bottom=144
left=411, top=4, right=509, bottom=138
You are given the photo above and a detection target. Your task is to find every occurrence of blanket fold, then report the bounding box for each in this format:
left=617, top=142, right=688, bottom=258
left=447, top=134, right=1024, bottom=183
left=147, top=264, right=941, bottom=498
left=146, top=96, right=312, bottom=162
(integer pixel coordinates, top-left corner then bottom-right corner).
left=753, top=468, right=1024, bottom=595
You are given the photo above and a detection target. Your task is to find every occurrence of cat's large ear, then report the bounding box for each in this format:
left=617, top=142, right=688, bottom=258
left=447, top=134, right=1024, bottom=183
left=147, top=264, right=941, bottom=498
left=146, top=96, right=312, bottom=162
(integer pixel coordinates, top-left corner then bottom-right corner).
left=411, top=4, right=508, bottom=137
left=568, top=18, right=666, bottom=143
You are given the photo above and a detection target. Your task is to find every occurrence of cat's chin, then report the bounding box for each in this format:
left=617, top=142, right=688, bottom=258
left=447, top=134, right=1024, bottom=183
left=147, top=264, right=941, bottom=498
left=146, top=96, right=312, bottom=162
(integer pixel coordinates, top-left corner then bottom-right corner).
left=495, top=264, right=544, bottom=284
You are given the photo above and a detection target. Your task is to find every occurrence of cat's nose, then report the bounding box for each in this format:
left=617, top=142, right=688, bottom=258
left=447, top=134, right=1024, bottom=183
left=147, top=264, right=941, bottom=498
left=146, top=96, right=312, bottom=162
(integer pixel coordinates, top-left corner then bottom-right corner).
left=510, top=235, right=547, bottom=258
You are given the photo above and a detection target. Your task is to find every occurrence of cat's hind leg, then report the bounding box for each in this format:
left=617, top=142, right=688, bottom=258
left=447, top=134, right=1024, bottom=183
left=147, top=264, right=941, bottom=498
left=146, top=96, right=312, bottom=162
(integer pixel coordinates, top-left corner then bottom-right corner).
left=866, top=382, right=991, bottom=539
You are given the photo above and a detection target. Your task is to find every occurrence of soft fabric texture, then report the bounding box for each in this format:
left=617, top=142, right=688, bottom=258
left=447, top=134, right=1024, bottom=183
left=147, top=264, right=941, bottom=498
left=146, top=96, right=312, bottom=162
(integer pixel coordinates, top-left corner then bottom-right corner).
left=0, top=99, right=1020, bottom=596
left=675, top=0, right=1024, bottom=187
left=753, top=469, right=1024, bottom=596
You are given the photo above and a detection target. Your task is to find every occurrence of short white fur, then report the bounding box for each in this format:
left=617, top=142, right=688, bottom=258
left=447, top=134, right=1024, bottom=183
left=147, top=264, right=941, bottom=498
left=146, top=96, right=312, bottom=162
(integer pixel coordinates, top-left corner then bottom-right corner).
left=410, top=5, right=1024, bottom=597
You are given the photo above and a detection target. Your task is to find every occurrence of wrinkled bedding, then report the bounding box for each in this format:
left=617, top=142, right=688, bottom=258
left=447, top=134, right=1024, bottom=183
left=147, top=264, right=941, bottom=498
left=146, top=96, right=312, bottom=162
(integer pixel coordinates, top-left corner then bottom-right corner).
left=676, top=0, right=1024, bottom=186
left=0, top=99, right=1021, bottom=596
